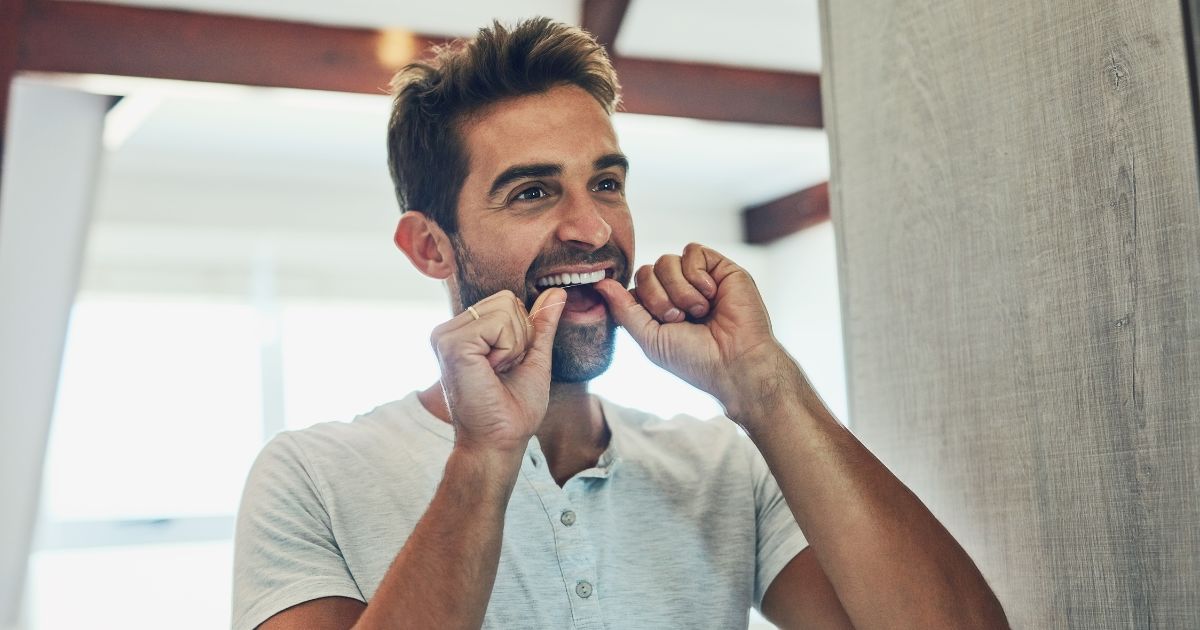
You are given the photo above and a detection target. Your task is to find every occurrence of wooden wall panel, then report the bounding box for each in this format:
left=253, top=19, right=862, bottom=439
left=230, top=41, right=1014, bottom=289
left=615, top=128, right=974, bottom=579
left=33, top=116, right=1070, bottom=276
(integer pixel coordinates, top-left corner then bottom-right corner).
left=819, top=0, right=1200, bottom=627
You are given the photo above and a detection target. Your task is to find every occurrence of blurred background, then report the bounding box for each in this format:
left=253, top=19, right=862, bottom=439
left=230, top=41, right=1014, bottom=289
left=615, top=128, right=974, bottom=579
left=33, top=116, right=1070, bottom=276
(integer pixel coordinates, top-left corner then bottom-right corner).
left=1, top=0, right=841, bottom=628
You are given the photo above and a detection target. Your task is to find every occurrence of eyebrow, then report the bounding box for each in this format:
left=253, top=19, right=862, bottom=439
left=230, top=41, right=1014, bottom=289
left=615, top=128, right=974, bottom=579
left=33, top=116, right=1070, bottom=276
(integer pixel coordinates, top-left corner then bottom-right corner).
left=594, top=153, right=629, bottom=173
left=488, top=163, right=563, bottom=198
left=486, top=153, right=630, bottom=199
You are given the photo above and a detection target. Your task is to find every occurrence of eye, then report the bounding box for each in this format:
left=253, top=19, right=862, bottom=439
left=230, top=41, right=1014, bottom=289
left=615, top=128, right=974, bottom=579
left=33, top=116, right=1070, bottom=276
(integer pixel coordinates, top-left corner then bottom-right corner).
left=594, top=178, right=623, bottom=193
left=513, top=186, right=549, bottom=202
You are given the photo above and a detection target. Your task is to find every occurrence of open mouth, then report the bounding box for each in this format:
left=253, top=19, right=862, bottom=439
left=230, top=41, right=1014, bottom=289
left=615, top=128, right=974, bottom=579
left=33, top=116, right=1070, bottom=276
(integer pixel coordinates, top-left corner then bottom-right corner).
left=534, top=269, right=611, bottom=289
left=533, top=268, right=615, bottom=317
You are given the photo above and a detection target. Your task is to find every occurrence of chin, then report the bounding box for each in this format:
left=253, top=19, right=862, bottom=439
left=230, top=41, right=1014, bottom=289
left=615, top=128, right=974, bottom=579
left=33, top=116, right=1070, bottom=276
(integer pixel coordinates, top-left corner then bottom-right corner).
left=550, top=319, right=617, bottom=383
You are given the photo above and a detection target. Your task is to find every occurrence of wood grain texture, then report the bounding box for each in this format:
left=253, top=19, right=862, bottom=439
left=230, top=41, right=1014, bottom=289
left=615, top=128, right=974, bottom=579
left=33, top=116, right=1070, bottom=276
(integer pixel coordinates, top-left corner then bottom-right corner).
left=819, top=0, right=1200, bottom=627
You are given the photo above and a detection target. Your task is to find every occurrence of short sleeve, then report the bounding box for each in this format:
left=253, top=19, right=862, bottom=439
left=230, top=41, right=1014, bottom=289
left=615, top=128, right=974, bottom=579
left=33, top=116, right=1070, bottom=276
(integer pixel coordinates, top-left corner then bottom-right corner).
left=746, top=438, right=809, bottom=612
left=232, top=433, right=365, bottom=630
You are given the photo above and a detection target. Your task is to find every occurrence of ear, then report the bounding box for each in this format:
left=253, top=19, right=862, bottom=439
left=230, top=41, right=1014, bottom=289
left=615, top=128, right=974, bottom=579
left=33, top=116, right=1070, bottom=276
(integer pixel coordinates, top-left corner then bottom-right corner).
left=394, top=212, right=454, bottom=280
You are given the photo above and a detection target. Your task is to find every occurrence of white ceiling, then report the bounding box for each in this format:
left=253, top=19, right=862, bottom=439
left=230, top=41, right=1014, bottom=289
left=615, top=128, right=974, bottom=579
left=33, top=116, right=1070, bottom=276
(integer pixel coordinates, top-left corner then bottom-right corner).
left=59, top=0, right=829, bottom=300
left=617, top=0, right=822, bottom=72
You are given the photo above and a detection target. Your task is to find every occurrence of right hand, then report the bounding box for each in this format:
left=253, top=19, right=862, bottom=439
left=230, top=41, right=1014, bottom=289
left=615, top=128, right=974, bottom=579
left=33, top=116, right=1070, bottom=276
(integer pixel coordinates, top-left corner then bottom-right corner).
left=430, top=287, right=567, bottom=455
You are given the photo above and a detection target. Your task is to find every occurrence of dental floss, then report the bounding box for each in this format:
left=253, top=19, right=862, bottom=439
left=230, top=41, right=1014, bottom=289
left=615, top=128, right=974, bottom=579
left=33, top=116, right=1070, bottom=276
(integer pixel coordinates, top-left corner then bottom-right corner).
left=529, top=301, right=567, bottom=320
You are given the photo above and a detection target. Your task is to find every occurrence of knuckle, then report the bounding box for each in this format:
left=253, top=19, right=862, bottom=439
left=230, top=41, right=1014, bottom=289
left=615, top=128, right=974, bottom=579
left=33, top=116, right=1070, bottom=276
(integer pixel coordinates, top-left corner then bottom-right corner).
left=429, top=323, right=452, bottom=350
left=654, top=254, right=680, bottom=271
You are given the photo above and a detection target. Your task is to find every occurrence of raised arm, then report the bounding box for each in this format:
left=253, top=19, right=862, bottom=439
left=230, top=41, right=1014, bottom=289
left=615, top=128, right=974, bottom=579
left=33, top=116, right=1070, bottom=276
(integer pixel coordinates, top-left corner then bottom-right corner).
left=596, top=243, right=1007, bottom=629
left=259, top=288, right=566, bottom=630
left=731, top=354, right=1008, bottom=629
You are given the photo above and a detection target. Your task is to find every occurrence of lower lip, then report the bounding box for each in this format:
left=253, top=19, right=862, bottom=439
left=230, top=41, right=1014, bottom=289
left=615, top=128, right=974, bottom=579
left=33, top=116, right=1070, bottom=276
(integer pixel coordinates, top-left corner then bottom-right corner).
left=558, top=298, right=608, bottom=324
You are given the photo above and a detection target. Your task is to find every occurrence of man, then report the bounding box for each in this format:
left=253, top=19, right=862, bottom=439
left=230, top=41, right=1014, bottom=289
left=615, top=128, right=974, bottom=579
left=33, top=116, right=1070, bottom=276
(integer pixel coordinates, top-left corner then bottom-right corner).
left=232, top=18, right=1008, bottom=630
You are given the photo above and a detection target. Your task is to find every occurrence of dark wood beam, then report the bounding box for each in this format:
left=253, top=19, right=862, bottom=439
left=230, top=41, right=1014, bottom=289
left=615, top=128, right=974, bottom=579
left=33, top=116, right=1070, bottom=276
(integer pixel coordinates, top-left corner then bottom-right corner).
left=743, top=181, right=830, bottom=244
left=581, top=0, right=631, bottom=52
left=0, top=0, right=27, bottom=183
left=13, top=1, right=822, bottom=128
left=615, top=57, right=822, bottom=127
left=17, top=1, right=448, bottom=94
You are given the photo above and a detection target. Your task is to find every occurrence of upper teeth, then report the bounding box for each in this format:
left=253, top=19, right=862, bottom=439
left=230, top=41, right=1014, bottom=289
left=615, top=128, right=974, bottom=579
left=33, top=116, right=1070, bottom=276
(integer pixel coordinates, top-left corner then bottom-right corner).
left=536, top=270, right=606, bottom=287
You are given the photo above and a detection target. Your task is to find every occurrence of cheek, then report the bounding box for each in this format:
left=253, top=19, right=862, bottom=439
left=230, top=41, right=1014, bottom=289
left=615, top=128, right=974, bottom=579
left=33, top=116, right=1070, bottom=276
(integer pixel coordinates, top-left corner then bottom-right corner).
left=608, top=210, right=635, bottom=259
left=463, top=219, right=545, bottom=274
left=467, top=241, right=540, bottom=289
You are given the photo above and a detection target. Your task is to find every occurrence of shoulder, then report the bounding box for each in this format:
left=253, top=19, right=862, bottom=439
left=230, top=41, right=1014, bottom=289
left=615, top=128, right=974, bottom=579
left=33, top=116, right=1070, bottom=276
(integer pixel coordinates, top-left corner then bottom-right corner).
left=281, top=393, right=449, bottom=463
left=601, top=399, right=755, bottom=474
left=250, top=392, right=451, bottom=495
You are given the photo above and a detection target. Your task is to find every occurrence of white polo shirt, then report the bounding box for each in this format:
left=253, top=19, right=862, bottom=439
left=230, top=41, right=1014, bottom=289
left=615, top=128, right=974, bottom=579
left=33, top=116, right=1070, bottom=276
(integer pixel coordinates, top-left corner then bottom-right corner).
left=232, top=392, right=808, bottom=629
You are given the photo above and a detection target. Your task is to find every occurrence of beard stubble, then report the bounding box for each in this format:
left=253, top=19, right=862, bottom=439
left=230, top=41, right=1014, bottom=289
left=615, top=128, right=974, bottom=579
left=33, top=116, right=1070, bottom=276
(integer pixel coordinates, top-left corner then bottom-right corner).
left=450, top=236, right=625, bottom=383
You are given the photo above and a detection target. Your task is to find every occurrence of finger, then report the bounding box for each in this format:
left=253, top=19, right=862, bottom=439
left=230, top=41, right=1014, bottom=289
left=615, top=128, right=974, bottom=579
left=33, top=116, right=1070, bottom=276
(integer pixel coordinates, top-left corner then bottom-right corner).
left=433, top=307, right=521, bottom=370
left=501, top=292, right=531, bottom=359
left=466, top=291, right=531, bottom=359
left=470, top=295, right=527, bottom=367
left=682, top=242, right=718, bottom=300
left=516, top=287, right=566, bottom=373
left=479, top=311, right=521, bottom=369
left=435, top=289, right=519, bottom=337
left=634, top=264, right=684, bottom=323
left=654, top=254, right=711, bottom=319
left=497, top=351, right=527, bottom=373
left=593, top=278, right=660, bottom=347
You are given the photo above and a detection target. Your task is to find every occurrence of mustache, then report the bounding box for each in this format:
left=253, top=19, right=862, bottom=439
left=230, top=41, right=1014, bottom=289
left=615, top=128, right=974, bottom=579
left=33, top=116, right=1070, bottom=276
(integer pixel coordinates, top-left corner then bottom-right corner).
left=526, top=243, right=630, bottom=288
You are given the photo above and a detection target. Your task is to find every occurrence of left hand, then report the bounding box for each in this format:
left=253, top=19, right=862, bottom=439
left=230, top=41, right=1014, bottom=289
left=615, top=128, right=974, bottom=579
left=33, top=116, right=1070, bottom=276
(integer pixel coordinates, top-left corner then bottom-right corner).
left=593, top=243, right=793, bottom=421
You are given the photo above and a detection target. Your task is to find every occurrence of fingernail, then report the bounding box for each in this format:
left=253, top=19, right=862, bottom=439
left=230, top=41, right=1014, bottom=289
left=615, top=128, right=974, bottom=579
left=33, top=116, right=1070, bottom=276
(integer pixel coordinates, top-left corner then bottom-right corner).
left=688, top=305, right=706, bottom=318
left=665, top=308, right=682, bottom=321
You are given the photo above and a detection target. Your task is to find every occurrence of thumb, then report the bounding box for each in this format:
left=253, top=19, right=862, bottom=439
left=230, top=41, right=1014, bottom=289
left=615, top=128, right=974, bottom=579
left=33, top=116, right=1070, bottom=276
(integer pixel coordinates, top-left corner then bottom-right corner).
left=594, top=278, right=659, bottom=348
left=523, top=287, right=567, bottom=366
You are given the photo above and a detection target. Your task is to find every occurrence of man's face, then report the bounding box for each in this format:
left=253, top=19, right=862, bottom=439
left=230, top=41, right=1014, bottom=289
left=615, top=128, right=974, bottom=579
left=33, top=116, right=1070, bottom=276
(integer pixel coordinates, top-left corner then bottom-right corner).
left=449, top=84, right=635, bottom=382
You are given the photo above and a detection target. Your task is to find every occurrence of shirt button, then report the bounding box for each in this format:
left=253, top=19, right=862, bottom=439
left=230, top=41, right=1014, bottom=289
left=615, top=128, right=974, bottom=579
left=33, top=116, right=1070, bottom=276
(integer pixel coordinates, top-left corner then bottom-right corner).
left=560, top=510, right=577, bottom=526
left=575, top=580, right=593, bottom=599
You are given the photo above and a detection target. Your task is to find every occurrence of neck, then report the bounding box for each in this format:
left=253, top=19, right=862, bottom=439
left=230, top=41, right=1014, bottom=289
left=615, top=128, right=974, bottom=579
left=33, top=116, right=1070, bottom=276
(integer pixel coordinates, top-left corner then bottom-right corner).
left=419, top=380, right=610, bottom=484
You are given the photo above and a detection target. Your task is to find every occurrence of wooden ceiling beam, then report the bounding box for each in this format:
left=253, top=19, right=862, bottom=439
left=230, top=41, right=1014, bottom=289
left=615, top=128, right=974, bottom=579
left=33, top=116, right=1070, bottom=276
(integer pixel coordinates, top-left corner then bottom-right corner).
left=616, top=57, right=822, bottom=127
left=743, top=182, right=830, bottom=244
left=16, top=1, right=447, bottom=94
left=10, top=1, right=821, bottom=127
left=0, top=0, right=27, bottom=181
left=581, top=0, right=631, bottom=52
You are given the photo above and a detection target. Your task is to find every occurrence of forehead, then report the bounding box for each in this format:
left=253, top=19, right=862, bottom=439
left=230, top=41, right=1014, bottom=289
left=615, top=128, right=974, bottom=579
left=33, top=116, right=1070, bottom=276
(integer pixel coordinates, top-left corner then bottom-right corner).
left=459, top=84, right=620, bottom=179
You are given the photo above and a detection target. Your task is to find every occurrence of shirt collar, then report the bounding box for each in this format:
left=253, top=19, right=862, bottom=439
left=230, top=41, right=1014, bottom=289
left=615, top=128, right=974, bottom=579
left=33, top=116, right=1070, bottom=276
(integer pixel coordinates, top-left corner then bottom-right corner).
left=405, top=391, right=622, bottom=478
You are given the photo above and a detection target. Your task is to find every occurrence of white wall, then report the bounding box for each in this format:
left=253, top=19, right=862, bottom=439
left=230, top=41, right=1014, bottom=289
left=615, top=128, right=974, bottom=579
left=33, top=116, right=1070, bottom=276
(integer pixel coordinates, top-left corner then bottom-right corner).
left=0, top=81, right=106, bottom=630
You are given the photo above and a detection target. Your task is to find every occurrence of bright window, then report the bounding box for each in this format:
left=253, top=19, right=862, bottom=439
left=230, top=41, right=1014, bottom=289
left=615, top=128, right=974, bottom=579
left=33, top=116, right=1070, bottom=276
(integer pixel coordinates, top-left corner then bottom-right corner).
left=27, top=541, right=234, bottom=630
left=42, top=296, right=263, bottom=521
left=279, top=301, right=445, bottom=430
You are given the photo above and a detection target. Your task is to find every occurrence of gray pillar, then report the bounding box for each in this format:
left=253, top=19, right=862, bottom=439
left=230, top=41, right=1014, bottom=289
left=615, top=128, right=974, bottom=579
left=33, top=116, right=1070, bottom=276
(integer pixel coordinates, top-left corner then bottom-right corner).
left=820, top=1, right=1200, bottom=627
left=0, top=81, right=105, bottom=628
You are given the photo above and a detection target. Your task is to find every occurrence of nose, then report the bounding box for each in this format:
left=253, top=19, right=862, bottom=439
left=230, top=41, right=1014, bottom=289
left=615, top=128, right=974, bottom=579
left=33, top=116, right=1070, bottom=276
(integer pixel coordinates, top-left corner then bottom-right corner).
left=555, top=192, right=612, bottom=251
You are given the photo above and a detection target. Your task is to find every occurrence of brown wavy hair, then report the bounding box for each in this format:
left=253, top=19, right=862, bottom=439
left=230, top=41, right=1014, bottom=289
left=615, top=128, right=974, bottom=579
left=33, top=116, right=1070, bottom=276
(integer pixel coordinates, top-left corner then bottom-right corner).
left=386, top=18, right=622, bottom=234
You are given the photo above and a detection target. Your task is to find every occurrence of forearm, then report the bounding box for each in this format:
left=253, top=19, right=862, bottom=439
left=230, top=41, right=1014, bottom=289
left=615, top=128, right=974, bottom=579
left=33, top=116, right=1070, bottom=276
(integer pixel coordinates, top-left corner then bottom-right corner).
left=733, top=358, right=1008, bottom=629
left=352, top=445, right=523, bottom=630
